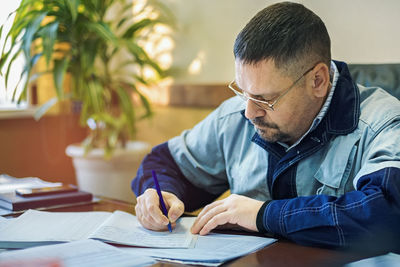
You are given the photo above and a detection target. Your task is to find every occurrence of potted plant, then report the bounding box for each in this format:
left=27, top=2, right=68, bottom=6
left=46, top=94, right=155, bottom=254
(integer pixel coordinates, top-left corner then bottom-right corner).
left=0, top=0, right=173, bottom=202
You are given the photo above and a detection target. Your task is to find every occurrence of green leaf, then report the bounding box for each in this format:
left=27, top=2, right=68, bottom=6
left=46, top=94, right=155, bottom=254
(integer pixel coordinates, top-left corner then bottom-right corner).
left=137, top=90, right=153, bottom=119
left=53, top=57, right=69, bottom=98
left=86, top=22, right=118, bottom=46
left=132, top=74, right=149, bottom=85
left=123, top=41, right=145, bottom=64
left=116, top=86, right=135, bottom=134
left=86, top=80, right=104, bottom=113
left=144, top=57, right=165, bottom=77
left=22, top=12, right=47, bottom=58
left=0, top=51, right=11, bottom=74
left=123, top=41, right=164, bottom=76
left=9, top=10, right=42, bottom=43
left=65, top=0, right=80, bottom=23
left=116, top=17, right=128, bottom=29
left=82, top=135, right=94, bottom=155
left=33, top=97, right=58, bottom=120
left=4, top=50, right=23, bottom=88
left=121, top=18, right=154, bottom=38
left=38, top=22, right=59, bottom=67
left=11, top=65, right=28, bottom=101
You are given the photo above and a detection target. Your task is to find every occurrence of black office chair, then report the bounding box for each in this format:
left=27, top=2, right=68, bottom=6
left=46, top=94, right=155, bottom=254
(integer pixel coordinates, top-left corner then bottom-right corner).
left=348, top=63, right=400, bottom=99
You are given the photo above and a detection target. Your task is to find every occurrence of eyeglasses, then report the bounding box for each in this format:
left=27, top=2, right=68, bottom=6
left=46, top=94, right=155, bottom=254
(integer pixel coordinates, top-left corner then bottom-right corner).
left=228, top=65, right=316, bottom=111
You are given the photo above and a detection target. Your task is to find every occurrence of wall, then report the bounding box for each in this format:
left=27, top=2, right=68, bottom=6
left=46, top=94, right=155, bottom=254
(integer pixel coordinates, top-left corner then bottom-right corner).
left=135, top=106, right=212, bottom=146
left=166, top=0, right=400, bottom=84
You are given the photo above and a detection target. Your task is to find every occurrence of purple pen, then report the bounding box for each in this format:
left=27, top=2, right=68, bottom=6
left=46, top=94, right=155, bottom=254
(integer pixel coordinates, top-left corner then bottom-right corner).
left=151, top=170, right=172, bottom=232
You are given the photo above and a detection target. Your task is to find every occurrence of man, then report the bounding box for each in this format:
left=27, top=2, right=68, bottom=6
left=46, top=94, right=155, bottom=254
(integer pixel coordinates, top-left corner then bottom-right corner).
left=132, top=2, right=400, bottom=249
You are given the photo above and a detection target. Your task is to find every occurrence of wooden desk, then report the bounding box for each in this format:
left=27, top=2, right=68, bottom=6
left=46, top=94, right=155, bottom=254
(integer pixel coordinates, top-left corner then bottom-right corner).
left=6, top=197, right=372, bottom=267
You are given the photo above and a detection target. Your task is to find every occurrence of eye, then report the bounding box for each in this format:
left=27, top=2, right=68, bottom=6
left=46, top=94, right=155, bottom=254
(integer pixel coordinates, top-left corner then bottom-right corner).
left=255, top=96, right=267, bottom=102
left=244, top=91, right=269, bottom=102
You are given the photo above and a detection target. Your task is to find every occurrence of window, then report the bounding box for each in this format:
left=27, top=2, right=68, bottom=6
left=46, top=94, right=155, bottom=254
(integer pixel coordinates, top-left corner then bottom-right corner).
left=0, top=1, right=28, bottom=111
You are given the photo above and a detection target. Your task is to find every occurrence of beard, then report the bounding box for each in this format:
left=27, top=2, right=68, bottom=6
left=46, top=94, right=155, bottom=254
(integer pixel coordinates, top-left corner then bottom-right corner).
left=251, top=117, right=292, bottom=143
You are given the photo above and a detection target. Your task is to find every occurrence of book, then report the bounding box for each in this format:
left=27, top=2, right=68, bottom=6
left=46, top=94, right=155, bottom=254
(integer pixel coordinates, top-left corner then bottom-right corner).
left=0, top=190, right=93, bottom=211
left=0, top=209, right=196, bottom=249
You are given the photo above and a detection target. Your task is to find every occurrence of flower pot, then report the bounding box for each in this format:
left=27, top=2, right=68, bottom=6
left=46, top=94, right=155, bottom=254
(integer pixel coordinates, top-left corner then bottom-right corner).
left=66, top=141, right=151, bottom=203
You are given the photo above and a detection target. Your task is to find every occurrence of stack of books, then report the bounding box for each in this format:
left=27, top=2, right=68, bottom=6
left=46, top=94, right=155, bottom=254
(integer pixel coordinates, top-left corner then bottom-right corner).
left=0, top=174, right=93, bottom=214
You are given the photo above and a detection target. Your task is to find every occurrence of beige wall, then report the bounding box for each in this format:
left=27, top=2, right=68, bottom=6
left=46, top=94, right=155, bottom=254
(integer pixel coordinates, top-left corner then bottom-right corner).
left=135, top=105, right=213, bottom=146
left=166, top=0, right=400, bottom=84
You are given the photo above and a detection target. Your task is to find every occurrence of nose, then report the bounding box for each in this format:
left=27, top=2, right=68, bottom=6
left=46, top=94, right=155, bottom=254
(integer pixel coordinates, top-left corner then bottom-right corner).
left=244, top=99, right=266, bottom=120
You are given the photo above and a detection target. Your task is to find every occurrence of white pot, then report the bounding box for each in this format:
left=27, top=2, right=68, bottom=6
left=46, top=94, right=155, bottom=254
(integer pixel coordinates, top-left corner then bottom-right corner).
left=65, top=141, right=151, bottom=203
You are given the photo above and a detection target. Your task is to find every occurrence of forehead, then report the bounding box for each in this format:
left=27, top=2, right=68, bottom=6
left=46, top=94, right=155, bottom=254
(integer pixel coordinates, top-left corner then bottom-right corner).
left=234, top=59, right=288, bottom=96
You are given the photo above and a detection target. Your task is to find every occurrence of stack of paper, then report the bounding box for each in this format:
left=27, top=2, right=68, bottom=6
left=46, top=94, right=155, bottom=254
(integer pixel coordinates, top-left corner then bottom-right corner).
left=121, top=233, right=277, bottom=266
left=0, top=174, right=62, bottom=194
left=0, top=209, right=195, bottom=249
left=0, top=209, right=277, bottom=266
left=0, top=239, right=155, bottom=267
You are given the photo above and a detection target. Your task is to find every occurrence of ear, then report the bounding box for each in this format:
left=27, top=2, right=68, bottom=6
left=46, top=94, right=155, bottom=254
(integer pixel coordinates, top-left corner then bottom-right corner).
left=310, top=62, right=330, bottom=98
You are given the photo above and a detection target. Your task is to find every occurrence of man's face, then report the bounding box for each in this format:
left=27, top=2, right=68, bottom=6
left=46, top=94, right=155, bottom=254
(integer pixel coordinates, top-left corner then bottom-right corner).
left=235, top=59, right=324, bottom=145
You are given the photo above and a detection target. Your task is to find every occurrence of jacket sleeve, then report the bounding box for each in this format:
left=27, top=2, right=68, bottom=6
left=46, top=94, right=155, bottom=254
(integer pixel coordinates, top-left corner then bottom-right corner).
left=131, top=142, right=221, bottom=211
left=257, top=167, right=400, bottom=250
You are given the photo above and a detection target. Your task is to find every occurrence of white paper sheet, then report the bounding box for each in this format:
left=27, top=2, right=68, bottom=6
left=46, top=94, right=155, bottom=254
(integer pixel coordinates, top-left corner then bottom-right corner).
left=91, top=210, right=196, bottom=248
left=0, top=239, right=155, bottom=267
left=345, top=253, right=400, bottom=267
left=0, top=174, right=62, bottom=194
left=121, top=232, right=277, bottom=265
left=0, top=209, right=111, bottom=244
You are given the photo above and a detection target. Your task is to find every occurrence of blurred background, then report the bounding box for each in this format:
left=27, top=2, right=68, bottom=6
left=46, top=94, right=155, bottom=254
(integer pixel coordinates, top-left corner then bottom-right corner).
left=1, top=0, right=399, bottom=192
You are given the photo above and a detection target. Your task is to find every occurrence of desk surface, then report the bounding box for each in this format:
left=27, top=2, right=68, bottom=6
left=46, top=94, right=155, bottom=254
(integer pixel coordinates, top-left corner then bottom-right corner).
left=7, top=197, right=371, bottom=267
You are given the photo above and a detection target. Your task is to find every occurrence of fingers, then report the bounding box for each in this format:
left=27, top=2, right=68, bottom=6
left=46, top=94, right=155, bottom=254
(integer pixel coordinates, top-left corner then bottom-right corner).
left=191, top=203, right=228, bottom=235
left=166, top=196, right=184, bottom=223
left=135, top=189, right=170, bottom=231
left=190, top=194, right=264, bottom=235
left=135, top=189, right=184, bottom=231
left=191, top=200, right=226, bottom=234
left=198, top=211, right=231, bottom=235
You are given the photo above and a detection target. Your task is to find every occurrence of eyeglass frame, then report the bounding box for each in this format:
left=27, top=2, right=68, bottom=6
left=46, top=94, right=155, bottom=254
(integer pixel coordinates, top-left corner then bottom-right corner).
left=228, top=64, right=317, bottom=111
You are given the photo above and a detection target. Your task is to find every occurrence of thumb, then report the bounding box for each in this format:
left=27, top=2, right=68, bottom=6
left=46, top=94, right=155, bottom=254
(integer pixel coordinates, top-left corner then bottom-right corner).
left=167, top=197, right=184, bottom=223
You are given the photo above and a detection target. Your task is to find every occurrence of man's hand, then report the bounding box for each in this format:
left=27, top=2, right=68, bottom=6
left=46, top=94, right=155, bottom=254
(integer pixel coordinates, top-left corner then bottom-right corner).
left=135, top=188, right=184, bottom=231
left=190, top=194, right=263, bottom=235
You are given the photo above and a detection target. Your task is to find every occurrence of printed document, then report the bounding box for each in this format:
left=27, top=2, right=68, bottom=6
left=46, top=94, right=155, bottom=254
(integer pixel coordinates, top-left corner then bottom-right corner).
left=0, top=209, right=195, bottom=249
left=121, top=232, right=277, bottom=266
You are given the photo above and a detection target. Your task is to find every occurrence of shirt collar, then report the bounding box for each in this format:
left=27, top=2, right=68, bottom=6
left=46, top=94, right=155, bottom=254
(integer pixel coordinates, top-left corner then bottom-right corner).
left=278, top=61, right=339, bottom=151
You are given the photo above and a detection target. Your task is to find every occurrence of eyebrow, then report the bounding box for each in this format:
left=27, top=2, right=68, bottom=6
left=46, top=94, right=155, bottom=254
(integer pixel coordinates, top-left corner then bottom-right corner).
left=245, top=89, right=278, bottom=101
left=236, top=81, right=276, bottom=100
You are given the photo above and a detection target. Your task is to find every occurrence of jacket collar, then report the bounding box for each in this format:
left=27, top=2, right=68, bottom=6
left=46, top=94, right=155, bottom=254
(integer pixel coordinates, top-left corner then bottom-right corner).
left=325, top=60, right=360, bottom=135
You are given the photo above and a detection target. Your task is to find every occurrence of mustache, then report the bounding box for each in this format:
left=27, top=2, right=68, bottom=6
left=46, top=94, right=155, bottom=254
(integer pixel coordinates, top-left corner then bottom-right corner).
left=251, top=118, right=279, bottom=129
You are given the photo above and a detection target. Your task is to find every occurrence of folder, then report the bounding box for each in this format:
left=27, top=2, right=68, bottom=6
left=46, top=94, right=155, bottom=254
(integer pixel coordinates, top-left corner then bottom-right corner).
left=0, top=190, right=93, bottom=211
